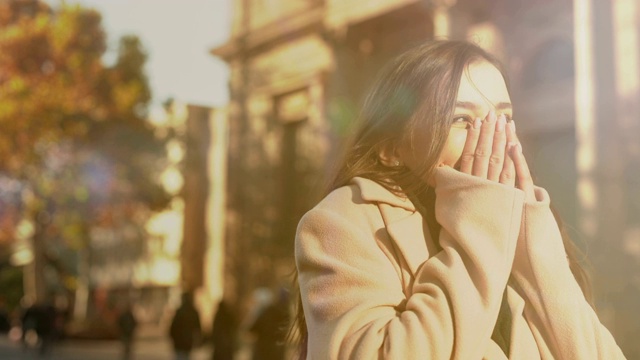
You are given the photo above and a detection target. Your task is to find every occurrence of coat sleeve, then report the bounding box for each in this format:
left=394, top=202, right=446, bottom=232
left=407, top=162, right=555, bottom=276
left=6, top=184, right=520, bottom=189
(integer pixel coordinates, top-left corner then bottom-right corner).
left=295, top=168, right=525, bottom=359
left=510, top=187, right=627, bottom=359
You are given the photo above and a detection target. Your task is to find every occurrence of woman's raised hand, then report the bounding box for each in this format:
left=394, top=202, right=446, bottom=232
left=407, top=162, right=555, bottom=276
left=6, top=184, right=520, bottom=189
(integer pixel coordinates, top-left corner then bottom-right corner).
left=507, top=121, right=536, bottom=202
left=458, top=110, right=510, bottom=182
left=458, top=111, right=536, bottom=201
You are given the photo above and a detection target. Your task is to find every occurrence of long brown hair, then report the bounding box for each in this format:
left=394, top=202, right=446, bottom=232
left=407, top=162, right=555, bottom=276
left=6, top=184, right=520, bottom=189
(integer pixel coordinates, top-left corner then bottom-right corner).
left=288, top=40, right=591, bottom=358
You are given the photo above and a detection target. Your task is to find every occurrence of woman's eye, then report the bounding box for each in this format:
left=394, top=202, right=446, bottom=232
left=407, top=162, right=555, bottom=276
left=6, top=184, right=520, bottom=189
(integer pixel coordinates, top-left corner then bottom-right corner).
left=452, top=115, right=472, bottom=129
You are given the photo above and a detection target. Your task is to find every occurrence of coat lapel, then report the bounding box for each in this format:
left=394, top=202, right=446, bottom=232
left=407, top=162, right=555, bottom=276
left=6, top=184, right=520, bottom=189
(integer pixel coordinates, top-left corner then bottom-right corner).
left=381, top=206, right=430, bottom=274
left=350, top=177, right=431, bottom=275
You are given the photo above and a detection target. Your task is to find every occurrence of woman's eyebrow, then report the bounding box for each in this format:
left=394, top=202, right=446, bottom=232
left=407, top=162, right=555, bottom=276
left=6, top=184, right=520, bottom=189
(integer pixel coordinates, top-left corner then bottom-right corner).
left=496, top=102, right=513, bottom=110
left=455, top=101, right=513, bottom=110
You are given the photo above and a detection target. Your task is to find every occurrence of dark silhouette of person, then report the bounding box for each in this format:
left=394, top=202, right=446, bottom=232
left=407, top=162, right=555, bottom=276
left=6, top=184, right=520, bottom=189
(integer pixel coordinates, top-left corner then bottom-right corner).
left=0, top=297, right=11, bottom=334
left=249, top=289, right=290, bottom=360
left=169, top=292, right=201, bottom=360
left=21, top=300, right=55, bottom=356
left=20, top=300, right=37, bottom=350
left=39, top=301, right=56, bottom=355
left=118, top=304, right=138, bottom=360
left=211, top=300, right=237, bottom=360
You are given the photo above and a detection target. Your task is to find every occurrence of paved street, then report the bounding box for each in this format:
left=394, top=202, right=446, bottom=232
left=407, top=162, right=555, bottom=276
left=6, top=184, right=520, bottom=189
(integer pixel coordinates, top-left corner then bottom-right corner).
left=0, top=335, right=214, bottom=360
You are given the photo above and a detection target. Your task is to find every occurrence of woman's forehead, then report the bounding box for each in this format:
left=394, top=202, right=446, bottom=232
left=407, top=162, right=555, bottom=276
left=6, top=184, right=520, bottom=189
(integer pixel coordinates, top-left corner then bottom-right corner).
left=456, top=61, right=511, bottom=107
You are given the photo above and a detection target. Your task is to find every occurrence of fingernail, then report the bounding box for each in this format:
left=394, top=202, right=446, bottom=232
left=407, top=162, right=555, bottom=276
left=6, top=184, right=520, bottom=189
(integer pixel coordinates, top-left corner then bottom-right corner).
left=488, top=110, right=496, bottom=122
left=497, top=114, right=506, bottom=132
left=510, top=120, right=516, bottom=133
left=473, top=117, right=481, bottom=129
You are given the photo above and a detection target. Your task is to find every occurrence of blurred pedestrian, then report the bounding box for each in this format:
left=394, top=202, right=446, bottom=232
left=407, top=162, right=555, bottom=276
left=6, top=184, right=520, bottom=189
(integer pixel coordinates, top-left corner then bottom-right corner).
left=169, top=292, right=201, bottom=360
left=211, top=300, right=237, bottom=360
left=38, top=301, right=56, bottom=356
left=118, top=303, right=137, bottom=360
left=20, top=297, right=37, bottom=350
left=0, top=297, right=11, bottom=334
left=249, top=288, right=289, bottom=360
left=20, top=298, right=55, bottom=356
left=28, top=301, right=55, bottom=356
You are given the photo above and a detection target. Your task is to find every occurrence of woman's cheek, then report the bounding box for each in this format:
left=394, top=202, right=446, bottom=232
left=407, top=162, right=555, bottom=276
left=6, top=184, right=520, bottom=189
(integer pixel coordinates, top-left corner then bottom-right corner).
left=452, top=132, right=468, bottom=165
left=442, top=129, right=468, bottom=168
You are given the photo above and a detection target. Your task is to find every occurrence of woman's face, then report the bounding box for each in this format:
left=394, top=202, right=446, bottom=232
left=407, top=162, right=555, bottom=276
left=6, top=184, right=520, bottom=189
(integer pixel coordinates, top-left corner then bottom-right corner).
left=398, top=60, right=513, bottom=174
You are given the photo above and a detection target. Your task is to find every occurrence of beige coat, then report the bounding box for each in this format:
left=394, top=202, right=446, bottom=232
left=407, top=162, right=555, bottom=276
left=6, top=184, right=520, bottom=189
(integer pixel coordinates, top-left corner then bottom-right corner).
left=295, top=167, right=626, bottom=359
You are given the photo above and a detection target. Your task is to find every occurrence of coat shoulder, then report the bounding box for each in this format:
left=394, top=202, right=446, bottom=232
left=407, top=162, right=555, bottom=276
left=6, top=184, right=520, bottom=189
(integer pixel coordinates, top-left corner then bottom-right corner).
left=303, top=181, right=379, bottom=227
left=295, top=181, right=390, bottom=251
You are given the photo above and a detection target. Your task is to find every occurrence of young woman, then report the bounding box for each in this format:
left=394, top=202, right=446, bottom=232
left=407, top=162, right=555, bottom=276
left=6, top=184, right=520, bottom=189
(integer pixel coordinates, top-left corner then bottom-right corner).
left=291, top=40, right=626, bottom=359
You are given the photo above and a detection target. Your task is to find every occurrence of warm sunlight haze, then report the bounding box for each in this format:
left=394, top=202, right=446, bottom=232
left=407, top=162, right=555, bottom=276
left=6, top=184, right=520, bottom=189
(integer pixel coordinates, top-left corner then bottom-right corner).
left=50, top=0, right=231, bottom=108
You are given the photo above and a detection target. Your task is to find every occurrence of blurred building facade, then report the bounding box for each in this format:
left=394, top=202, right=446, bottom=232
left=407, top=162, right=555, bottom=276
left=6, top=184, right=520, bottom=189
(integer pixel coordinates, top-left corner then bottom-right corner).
left=142, top=102, right=228, bottom=333
left=68, top=102, right=227, bottom=335
left=212, top=0, right=640, bottom=356
left=177, top=103, right=228, bottom=331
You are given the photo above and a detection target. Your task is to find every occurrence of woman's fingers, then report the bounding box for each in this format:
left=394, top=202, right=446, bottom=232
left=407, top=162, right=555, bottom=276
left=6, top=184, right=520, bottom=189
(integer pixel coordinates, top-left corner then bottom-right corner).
left=510, top=143, right=536, bottom=201
left=500, top=143, right=516, bottom=186
left=472, top=111, right=497, bottom=178
left=458, top=114, right=527, bottom=193
left=487, top=114, right=507, bottom=181
left=506, top=119, right=517, bottom=148
left=506, top=120, right=536, bottom=200
left=458, top=117, right=481, bottom=174
left=500, top=120, right=518, bottom=186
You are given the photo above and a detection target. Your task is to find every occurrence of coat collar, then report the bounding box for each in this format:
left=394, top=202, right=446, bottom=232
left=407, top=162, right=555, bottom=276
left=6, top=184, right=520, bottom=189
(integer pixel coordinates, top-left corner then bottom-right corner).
left=347, top=175, right=529, bottom=316
left=349, top=177, right=415, bottom=211
left=350, top=177, right=430, bottom=274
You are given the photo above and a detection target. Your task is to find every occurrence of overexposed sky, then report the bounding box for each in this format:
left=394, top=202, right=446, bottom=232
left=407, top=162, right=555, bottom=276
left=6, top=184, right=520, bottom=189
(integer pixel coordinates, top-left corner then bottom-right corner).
left=53, top=0, right=232, bottom=108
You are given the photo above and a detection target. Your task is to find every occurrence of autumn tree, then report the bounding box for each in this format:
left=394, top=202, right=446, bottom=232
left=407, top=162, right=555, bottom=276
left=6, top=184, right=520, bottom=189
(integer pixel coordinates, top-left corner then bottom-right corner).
left=0, top=0, right=170, bottom=310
